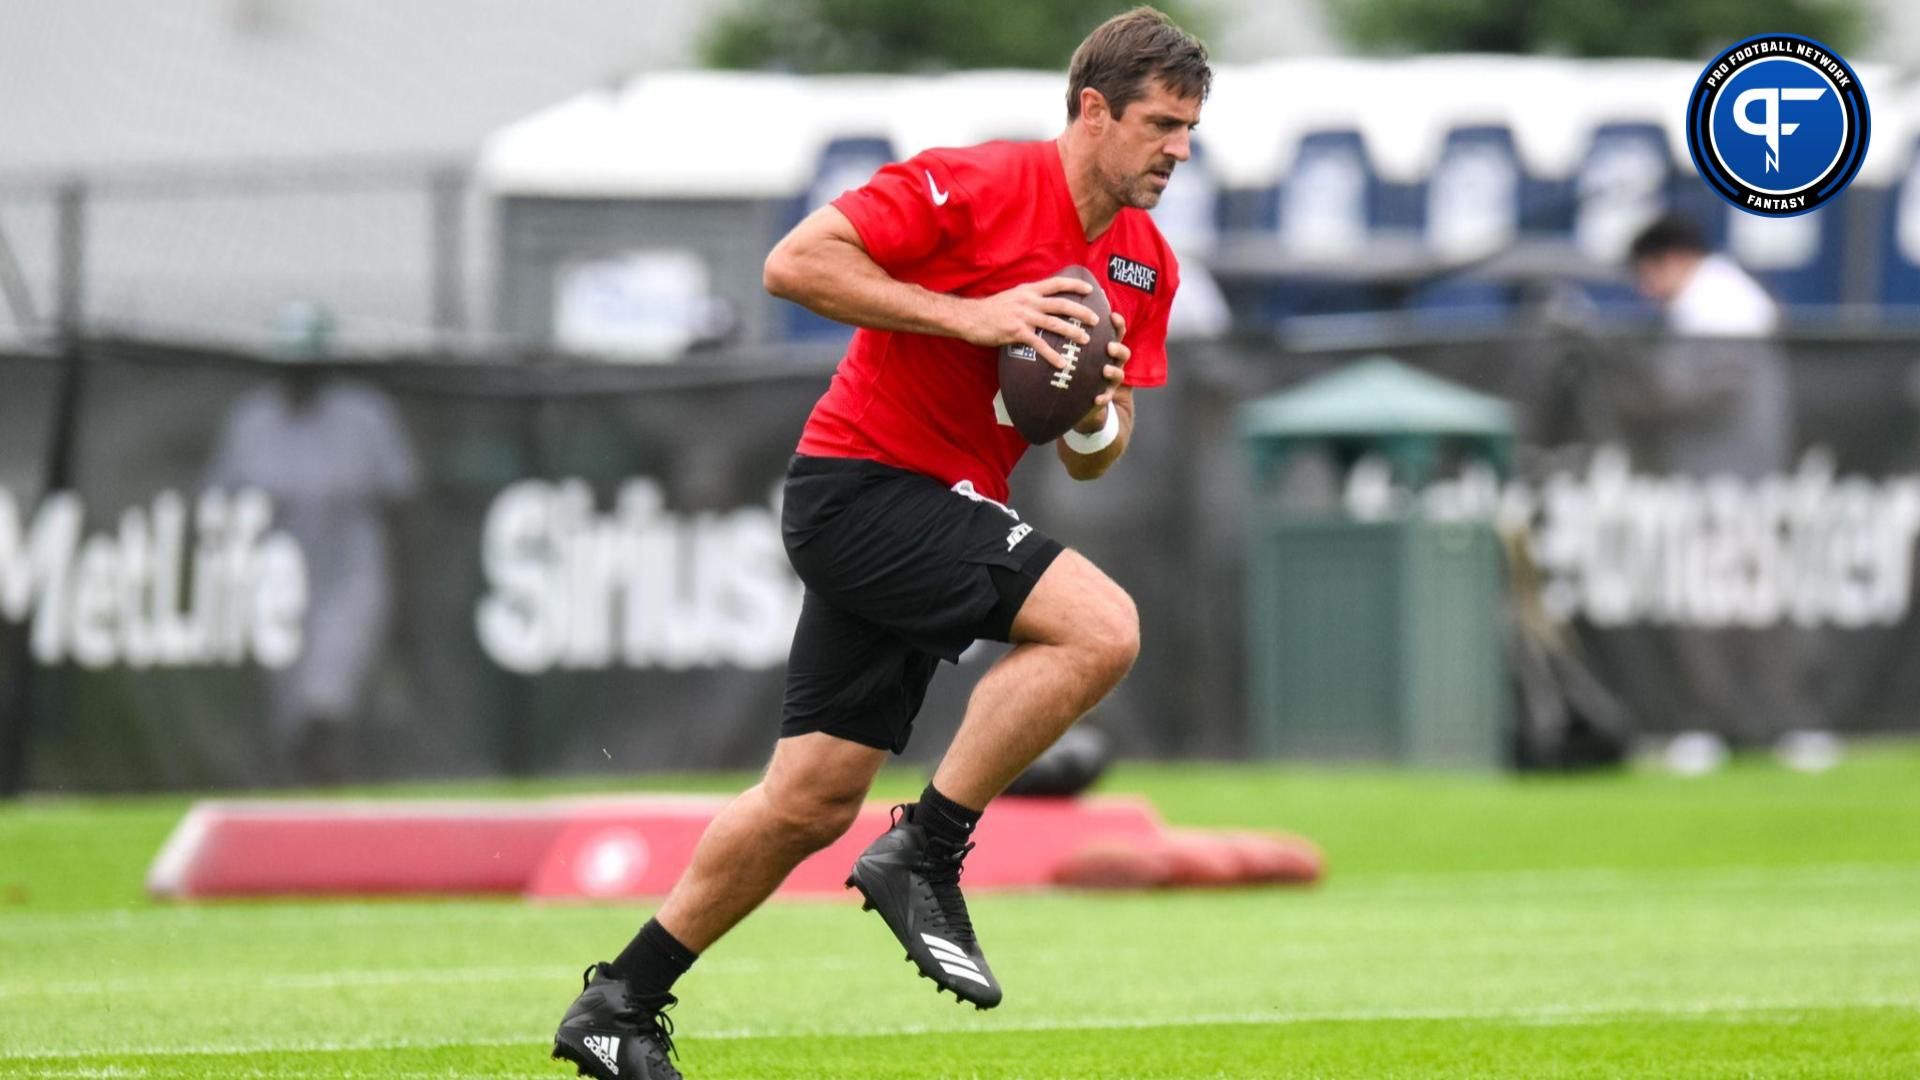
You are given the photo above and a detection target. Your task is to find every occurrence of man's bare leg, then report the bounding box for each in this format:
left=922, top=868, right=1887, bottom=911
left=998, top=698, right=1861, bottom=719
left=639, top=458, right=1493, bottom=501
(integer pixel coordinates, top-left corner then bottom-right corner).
left=554, top=733, right=885, bottom=1078
left=841, top=549, right=1139, bottom=1009
left=932, top=549, right=1139, bottom=809
left=652, top=732, right=888, bottom=950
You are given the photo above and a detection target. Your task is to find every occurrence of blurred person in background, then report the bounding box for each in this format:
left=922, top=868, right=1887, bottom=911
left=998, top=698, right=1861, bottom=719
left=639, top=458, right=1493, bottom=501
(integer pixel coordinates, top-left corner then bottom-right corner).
left=205, top=301, right=420, bottom=784
left=1620, top=217, right=1818, bottom=758
left=1625, top=215, right=1790, bottom=476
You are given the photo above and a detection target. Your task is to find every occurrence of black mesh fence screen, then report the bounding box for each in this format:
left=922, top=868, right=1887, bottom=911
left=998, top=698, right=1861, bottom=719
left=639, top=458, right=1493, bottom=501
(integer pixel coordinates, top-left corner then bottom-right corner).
left=3, top=331, right=1919, bottom=791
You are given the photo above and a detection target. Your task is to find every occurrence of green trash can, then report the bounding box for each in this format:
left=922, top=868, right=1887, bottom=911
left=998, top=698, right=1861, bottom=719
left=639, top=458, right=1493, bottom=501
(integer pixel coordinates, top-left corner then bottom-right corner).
left=1241, top=357, right=1513, bottom=768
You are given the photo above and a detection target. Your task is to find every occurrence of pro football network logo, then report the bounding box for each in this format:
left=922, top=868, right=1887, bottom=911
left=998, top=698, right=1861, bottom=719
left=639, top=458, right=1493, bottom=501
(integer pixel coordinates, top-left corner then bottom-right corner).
left=1686, top=34, right=1869, bottom=217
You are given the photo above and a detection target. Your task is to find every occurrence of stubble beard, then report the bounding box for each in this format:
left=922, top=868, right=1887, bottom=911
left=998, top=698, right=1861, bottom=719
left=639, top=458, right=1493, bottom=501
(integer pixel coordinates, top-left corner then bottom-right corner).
left=1126, top=179, right=1163, bottom=210
left=1112, top=167, right=1164, bottom=210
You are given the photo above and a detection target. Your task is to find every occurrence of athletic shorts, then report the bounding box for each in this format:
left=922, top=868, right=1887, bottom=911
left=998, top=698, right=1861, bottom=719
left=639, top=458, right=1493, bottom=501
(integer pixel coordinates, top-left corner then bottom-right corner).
left=779, top=455, right=1065, bottom=753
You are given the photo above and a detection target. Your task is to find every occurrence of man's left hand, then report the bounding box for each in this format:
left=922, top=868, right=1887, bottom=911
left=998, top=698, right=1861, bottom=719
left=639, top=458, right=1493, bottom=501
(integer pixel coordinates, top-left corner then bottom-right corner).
left=1076, top=311, right=1129, bottom=431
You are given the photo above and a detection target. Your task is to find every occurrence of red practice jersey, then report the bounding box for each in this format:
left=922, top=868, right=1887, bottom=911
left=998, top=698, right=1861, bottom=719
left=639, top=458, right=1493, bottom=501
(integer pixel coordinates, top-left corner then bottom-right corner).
left=796, top=139, right=1180, bottom=503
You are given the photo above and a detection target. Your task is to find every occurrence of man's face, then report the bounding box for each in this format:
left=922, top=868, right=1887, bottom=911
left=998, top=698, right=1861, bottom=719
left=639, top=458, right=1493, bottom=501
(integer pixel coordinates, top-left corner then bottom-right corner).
left=1088, top=78, right=1201, bottom=210
left=1632, top=252, right=1699, bottom=304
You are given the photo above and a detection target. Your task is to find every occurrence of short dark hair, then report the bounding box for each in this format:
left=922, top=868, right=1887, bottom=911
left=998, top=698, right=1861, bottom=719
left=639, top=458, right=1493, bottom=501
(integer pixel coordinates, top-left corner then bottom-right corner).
left=1066, top=6, right=1210, bottom=121
left=1628, top=216, right=1708, bottom=263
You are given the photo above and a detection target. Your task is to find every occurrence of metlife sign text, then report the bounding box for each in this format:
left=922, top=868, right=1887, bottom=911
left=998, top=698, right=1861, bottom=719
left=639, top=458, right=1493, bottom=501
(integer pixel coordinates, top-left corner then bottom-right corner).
left=0, top=487, right=307, bottom=669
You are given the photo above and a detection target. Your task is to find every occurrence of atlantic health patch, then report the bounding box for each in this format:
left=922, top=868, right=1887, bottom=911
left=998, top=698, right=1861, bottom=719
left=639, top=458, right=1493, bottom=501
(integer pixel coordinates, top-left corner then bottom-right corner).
left=1106, top=254, right=1158, bottom=295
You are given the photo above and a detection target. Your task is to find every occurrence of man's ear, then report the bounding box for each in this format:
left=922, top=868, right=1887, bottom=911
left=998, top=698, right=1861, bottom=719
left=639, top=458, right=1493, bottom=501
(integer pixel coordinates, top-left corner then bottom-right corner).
left=1079, top=87, right=1110, bottom=132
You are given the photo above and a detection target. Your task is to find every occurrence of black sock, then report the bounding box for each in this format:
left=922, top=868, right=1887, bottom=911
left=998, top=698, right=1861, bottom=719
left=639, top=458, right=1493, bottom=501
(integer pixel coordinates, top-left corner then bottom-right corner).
left=915, top=783, right=983, bottom=847
left=607, top=918, right=698, bottom=997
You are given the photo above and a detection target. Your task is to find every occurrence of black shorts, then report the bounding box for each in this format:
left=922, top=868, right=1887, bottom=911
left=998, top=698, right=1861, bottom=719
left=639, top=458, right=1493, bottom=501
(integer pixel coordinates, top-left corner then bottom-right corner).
left=779, top=455, right=1064, bottom=753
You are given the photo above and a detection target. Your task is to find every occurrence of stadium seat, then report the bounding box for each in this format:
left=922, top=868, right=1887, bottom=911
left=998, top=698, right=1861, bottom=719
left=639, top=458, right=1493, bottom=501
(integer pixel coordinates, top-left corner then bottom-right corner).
left=785, top=135, right=897, bottom=341
left=1881, top=138, right=1920, bottom=311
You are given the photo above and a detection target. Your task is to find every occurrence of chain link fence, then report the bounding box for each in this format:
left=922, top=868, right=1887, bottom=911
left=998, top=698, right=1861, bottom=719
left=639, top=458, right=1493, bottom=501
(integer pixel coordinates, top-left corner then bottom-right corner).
left=0, top=162, right=490, bottom=354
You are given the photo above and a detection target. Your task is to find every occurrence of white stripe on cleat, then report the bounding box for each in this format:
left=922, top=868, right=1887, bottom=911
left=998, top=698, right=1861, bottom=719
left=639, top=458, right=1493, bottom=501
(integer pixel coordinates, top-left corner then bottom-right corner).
left=938, top=962, right=994, bottom=988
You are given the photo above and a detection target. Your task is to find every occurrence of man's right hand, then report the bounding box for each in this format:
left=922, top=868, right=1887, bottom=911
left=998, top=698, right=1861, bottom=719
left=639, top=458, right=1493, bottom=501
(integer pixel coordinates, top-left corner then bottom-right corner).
left=959, top=277, right=1100, bottom=369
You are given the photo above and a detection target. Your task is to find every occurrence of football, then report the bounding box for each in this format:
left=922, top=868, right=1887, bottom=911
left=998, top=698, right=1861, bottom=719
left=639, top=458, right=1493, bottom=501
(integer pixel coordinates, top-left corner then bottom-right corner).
left=997, top=264, right=1115, bottom=445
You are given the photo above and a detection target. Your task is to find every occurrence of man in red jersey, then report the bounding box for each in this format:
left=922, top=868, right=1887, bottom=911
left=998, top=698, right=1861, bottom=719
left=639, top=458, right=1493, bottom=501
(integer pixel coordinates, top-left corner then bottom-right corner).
left=554, top=10, right=1207, bottom=1077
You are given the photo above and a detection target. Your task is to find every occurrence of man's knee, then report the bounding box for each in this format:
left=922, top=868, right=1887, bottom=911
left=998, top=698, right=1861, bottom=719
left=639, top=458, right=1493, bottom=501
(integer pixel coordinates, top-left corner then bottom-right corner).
left=1084, top=586, right=1140, bottom=684
left=1015, top=551, right=1141, bottom=682
left=766, top=783, right=863, bottom=852
left=762, top=758, right=870, bottom=851
left=1056, top=578, right=1140, bottom=685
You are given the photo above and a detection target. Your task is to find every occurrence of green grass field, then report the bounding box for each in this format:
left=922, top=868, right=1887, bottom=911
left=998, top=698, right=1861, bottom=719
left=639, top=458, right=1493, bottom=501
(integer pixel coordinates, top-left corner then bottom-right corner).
left=4, top=748, right=1920, bottom=1078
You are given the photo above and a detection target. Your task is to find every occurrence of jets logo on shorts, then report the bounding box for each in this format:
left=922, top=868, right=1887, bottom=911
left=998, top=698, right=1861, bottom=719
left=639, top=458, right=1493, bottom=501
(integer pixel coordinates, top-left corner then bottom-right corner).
left=1686, top=33, right=1869, bottom=218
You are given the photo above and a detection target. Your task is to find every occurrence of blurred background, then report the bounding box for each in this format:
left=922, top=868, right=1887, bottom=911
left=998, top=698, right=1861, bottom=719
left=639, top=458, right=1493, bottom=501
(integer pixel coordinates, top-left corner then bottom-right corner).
left=3, top=0, right=1918, bottom=794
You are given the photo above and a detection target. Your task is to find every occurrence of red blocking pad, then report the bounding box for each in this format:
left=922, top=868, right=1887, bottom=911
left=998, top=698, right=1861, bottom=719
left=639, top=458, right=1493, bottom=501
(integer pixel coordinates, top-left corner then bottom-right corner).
left=147, top=794, right=1166, bottom=901
left=146, top=800, right=575, bottom=899
left=145, top=796, right=728, bottom=899
left=525, top=796, right=1166, bottom=900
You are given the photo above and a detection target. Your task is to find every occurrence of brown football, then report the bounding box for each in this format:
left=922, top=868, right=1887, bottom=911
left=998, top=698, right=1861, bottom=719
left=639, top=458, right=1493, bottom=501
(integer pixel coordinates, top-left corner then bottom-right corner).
left=996, top=264, right=1114, bottom=445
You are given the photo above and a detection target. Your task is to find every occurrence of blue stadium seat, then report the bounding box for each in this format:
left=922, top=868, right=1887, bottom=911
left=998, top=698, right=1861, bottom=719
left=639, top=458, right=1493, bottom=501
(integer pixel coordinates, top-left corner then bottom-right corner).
left=1259, top=129, right=1389, bottom=321
left=1409, top=125, right=1545, bottom=320
left=786, top=136, right=897, bottom=341
left=1879, top=139, right=1920, bottom=312
left=1726, top=203, right=1843, bottom=310
left=1572, top=122, right=1676, bottom=314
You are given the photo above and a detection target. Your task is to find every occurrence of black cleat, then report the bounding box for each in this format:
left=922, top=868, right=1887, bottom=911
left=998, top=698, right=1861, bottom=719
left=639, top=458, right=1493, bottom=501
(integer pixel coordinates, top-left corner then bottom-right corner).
left=551, top=963, right=683, bottom=1079
left=846, top=804, right=1003, bottom=1009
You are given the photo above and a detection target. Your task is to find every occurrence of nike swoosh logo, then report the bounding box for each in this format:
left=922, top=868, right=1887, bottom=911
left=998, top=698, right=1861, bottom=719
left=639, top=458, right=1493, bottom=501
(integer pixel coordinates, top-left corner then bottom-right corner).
left=925, top=170, right=950, bottom=206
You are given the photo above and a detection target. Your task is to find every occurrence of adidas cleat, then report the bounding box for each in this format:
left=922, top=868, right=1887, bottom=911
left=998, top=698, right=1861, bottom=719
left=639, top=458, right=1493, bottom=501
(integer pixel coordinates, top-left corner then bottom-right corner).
left=846, top=804, right=1003, bottom=1009
left=552, top=963, right=683, bottom=1079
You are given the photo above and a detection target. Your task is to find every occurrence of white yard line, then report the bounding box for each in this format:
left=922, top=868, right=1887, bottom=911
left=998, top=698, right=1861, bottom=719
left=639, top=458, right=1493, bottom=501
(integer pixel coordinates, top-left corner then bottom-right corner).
left=4, top=995, right=1918, bottom=1062
left=0, top=903, right=566, bottom=936
left=0, top=965, right=561, bottom=998
left=17, top=1068, right=559, bottom=1080
left=0, top=956, right=882, bottom=998
left=5, top=860, right=1920, bottom=938
left=9, top=928, right=1920, bottom=1001
left=1326, top=861, right=1920, bottom=899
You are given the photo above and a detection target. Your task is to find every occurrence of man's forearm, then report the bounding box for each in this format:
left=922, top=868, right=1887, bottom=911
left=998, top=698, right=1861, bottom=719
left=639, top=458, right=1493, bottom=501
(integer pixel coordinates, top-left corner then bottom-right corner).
left=765, top=227, right=975, bottom=340
left=1057, top=395, right=1134, bottom=480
